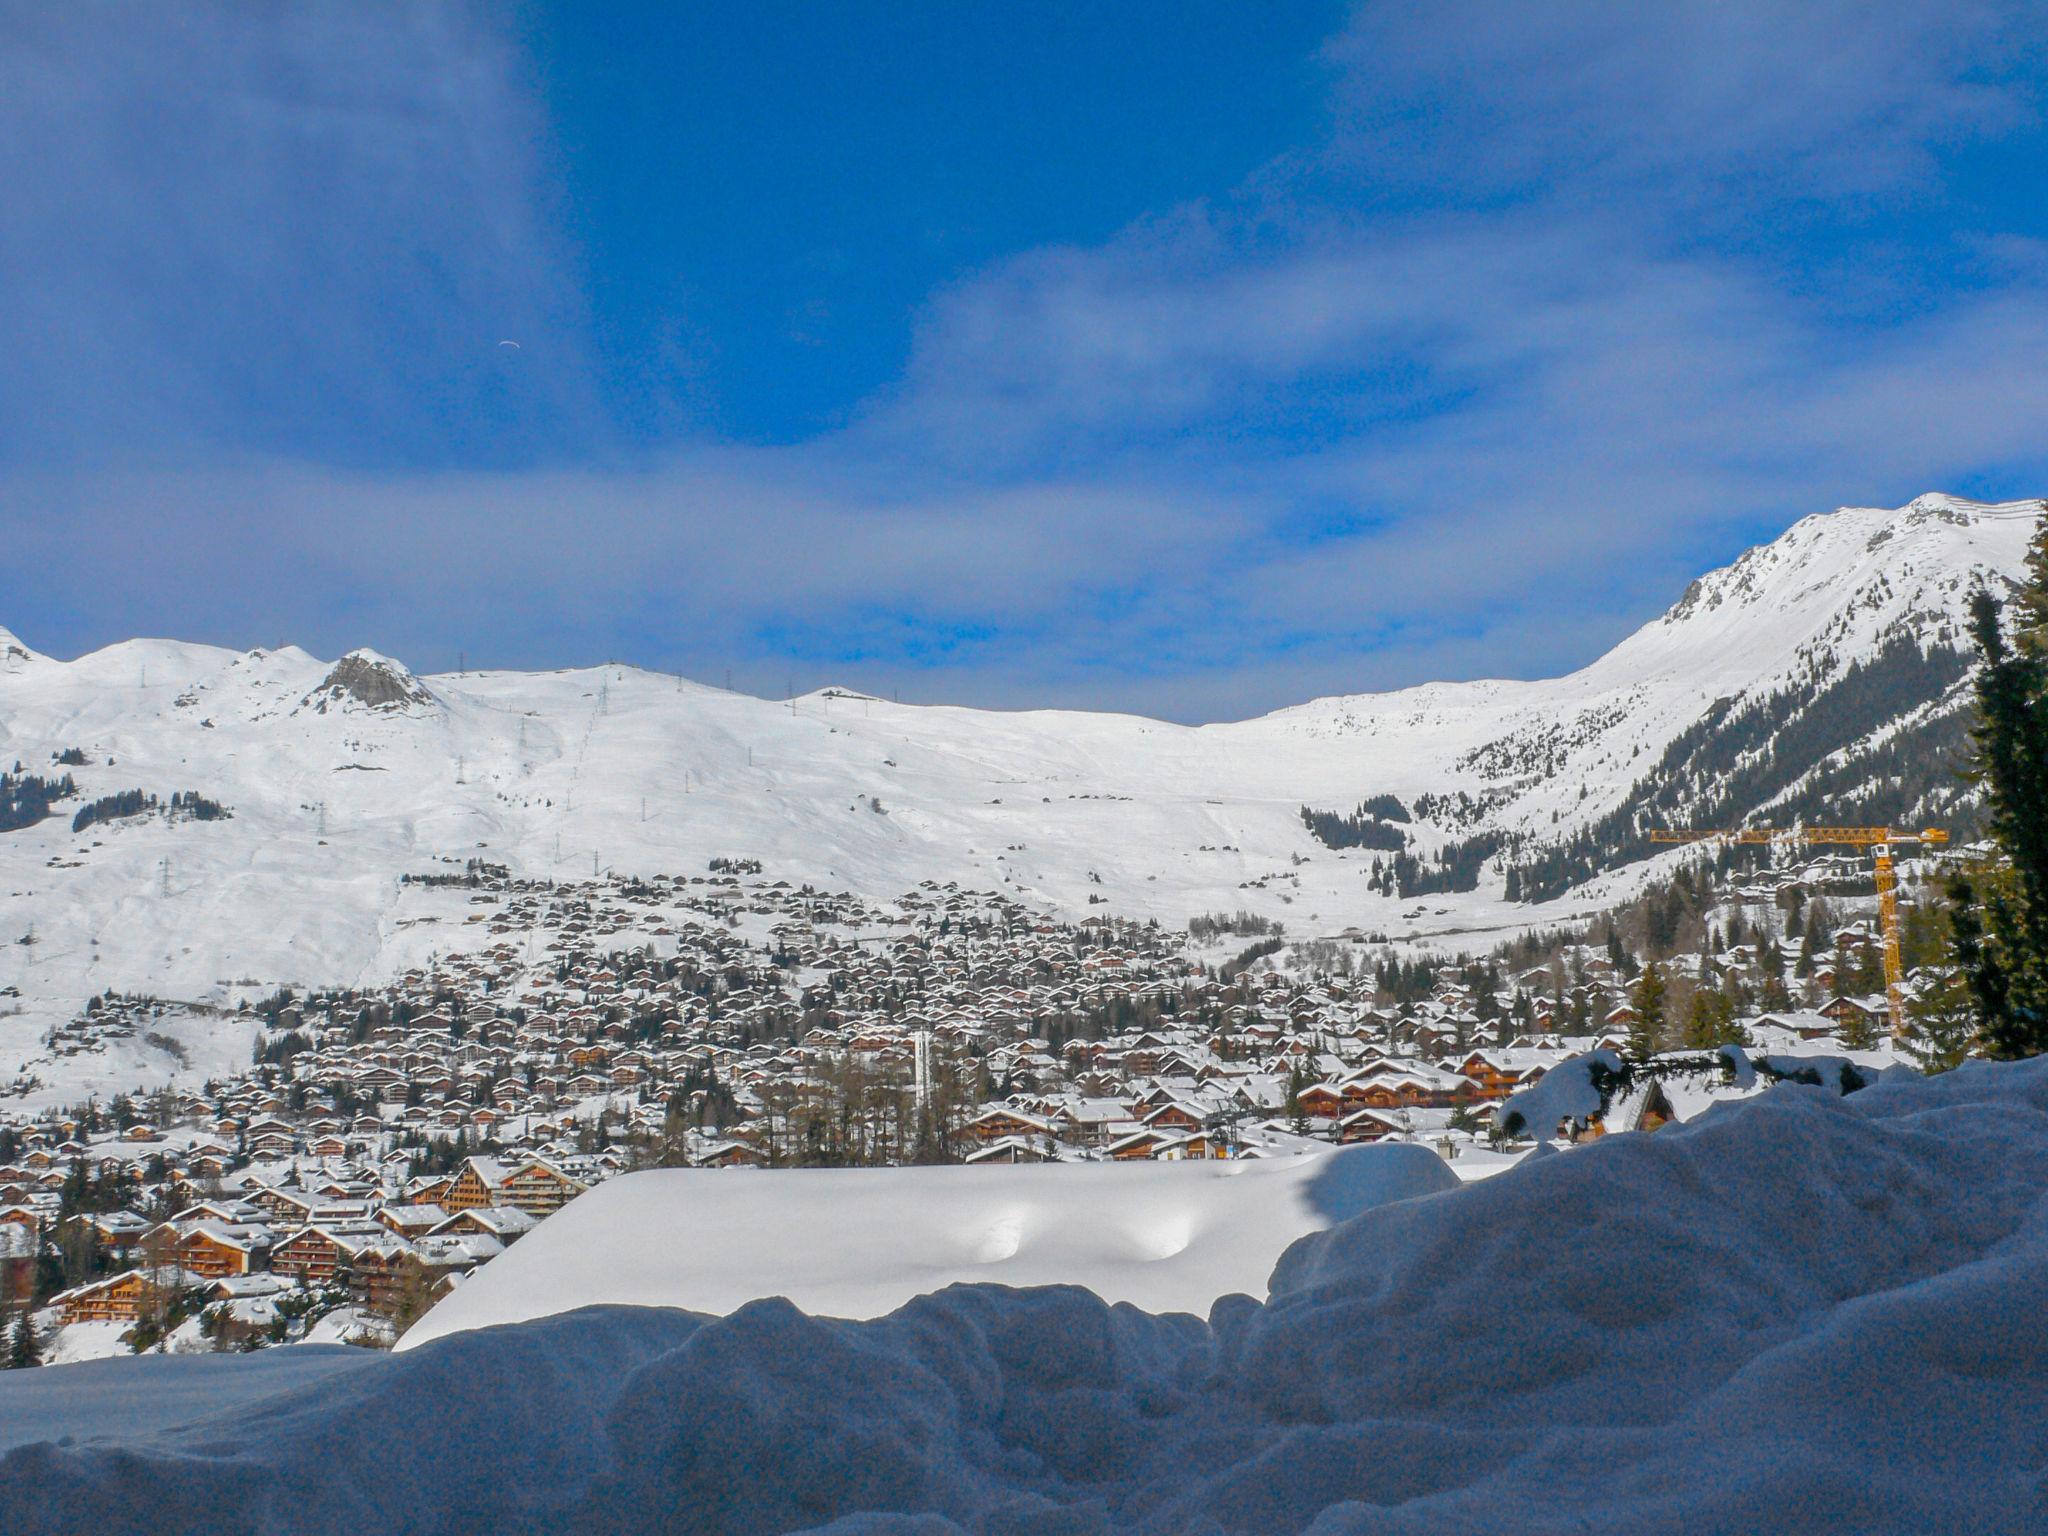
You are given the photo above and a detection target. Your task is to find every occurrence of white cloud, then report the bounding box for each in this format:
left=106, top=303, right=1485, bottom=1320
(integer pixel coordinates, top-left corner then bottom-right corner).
left=0, top=4, right=599, bottom=465
left=4, top=1, right=2046, bottom=720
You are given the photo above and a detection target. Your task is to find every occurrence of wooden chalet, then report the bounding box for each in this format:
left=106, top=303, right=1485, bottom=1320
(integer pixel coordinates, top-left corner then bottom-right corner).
left=52, top=1266, right=203, bottom=1326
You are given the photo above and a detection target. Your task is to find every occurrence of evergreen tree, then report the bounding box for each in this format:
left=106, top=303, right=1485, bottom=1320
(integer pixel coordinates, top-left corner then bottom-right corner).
left=1949, top=583, right=2048, bottom=1058
left=1285, top=1062, right=1310, bottom=1139
left=1627, top=962, right=1667, bottom=1057
left=1837, top=998, right=1883, bottom=1051
left=1905, top=968, right=1978, bottom=1074
left=8, top=1310, right=40, bottom=1369
left=1682, top=987, right=1742, bottom=1049
left=2020, top=515, right=2048, bottom=658
left=1758, top=969, right=1793, bottom=1012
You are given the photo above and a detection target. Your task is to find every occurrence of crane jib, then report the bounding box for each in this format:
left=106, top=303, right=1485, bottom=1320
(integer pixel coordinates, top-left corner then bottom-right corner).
left=1644, top=823, right=1950, bottom=1040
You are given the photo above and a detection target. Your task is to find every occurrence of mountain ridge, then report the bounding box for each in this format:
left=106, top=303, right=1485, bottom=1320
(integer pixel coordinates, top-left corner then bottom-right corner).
left=0, top=491, right=2038, bottom=1097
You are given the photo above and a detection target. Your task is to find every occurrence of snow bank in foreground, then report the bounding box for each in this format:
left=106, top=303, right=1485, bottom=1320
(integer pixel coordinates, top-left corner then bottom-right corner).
left=6, top=1062, right=2048, bottom=1534
left=405, top=1143, right=1459, bottom=1347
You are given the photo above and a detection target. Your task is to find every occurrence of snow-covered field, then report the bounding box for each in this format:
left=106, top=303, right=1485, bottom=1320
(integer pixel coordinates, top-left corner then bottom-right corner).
left=5, top=1059, right=2046, bottom=1534
left=402, top=1143, right=1462, bottom=1345
left=0, top=494, right=2033, bottom=1106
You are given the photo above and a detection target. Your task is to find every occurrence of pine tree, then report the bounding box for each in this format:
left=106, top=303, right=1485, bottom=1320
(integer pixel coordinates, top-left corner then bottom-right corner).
left=1285, top=1062, right=1310, bottom=1138
left=1837, top=998, right=1883, bottom=1051
left=8, top=1309, right=39, bottom=1369
left=1950, top=581, right=2048, bottom=1058
left=1683, top=987, right=1742, bottom=1049
left=2020, top=514, right=2048, bottom=658
left=1758, top=969, right=1793, bottom=1012
left=1905, top=967, right=1978, bottom=1074
left=1627, top=962, right=1667, bottom=1057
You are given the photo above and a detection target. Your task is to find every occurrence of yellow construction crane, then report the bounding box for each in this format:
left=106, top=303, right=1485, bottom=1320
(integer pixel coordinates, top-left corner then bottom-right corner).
left=1647, top=825, right=1951, bottom=1037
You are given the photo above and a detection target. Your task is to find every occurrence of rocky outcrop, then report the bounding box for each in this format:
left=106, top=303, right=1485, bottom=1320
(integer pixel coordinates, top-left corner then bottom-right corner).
left=297, top=649, right=436, bottom=715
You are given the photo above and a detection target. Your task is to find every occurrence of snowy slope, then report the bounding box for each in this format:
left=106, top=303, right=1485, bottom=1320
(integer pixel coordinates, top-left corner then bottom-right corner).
left=0, top=493, right=2036, bottom=1090
left=5, top=1059, right=2048, bottom=1534
left=401, top=1143, right=1461, bottom=1345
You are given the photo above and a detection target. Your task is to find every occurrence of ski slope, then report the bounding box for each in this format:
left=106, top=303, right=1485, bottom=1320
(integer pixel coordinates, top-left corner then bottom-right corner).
left=0, top=493, right=2036, bottom=1098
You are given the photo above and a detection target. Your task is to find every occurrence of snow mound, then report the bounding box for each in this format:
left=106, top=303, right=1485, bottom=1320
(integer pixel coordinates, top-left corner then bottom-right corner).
left=404, top=1144, right=1459, bottom=1347
left=298, top=1307, right=396, bottom=1349
left=295, top=648, right=436, bottom=714
left=7, top=1062, right=2048, bottom=1533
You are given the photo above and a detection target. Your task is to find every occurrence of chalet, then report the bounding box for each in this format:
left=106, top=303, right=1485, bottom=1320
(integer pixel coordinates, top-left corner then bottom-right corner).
left=62, top=1209, right=151, bottom=1258
left=963, top=1107, right=1056, bottom=1143
left=1822, top=995, right=1885, bottom=1029
left=441, top=1156, right=511, bottom=1212
left=431, top=1204, right=537, bottom=1242
left=1140, top=1101, right=1206, bottom=1133
left=1292, top=1083, right=1345, bottom=1119
left=376, top=1203, right=449, bottom=1239
left=497, top=1160, right=586, bottom=1218
left=1337, top=1109, right=1402, bottom=1144
left=0, top=1225, right=33, bottom=1305
left=407, top=1174, right=456, bottom=1206
left=1159, top=1130, right=1228, bottom=1160
left=694, top=1140, right=767, bottom=1168
left=1634, top=1081, right=1679, bottom=1134
left=1104, top=1128, right=1174, bottom=1161
left=152, top=1218, right=273, bottom=1279
left=271, top=1224, right=389, bottom=1288
left=52, top=1266, right=205, bottom=1326
left=344, top=1238, right=427, bottom=1316
left=1752, top=1010, right=1838, bottom=1042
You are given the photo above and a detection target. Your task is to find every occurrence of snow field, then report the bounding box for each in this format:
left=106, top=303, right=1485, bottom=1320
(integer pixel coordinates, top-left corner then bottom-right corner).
left=1, top=495, right=2035, bottom=1111
left=402, top=1142, right=1462, bottom=1345
left=4, top=1061, right=2048, bottom=1532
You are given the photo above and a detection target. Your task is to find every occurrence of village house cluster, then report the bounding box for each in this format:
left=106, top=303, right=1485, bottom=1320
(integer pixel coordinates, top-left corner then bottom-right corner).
left=0, top=853, right=1940, bottom=1363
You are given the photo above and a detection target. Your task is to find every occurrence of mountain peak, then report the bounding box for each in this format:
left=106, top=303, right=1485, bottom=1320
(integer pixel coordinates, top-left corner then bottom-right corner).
left=0, top=624, right=40, bottom=672
left=296, top=648, right=437, bottom=715
left=1657, top=493, right=2038, bottom=635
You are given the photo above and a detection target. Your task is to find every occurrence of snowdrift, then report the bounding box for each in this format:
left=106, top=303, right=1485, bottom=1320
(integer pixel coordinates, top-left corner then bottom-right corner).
left=402, top=1144, right=1459, bottom=1346
left=6, top=1062, right=2048, bottom=1534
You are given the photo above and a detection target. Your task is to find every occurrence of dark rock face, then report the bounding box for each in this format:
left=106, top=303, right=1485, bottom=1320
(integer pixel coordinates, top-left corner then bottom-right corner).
left=299, top=650, right=436, bottom=714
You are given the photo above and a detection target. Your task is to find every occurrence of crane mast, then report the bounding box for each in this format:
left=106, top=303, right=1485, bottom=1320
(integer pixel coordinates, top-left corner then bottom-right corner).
left=1645, top=824, right=1949, bottom=1037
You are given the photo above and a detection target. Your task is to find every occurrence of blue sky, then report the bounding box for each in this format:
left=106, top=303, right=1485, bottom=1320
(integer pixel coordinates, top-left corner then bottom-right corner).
left=4, top=2, right=2048, bottom=719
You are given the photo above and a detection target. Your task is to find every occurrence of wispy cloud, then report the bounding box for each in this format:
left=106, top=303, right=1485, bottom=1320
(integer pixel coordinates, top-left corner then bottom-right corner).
left=0, top=4, right=599, bottom=468
left=3, top=2, right=2046, bottom=720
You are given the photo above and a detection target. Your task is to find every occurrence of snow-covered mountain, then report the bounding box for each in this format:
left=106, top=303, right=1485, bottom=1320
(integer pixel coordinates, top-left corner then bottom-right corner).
left=0, top=493, right=2037, bottom=1074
